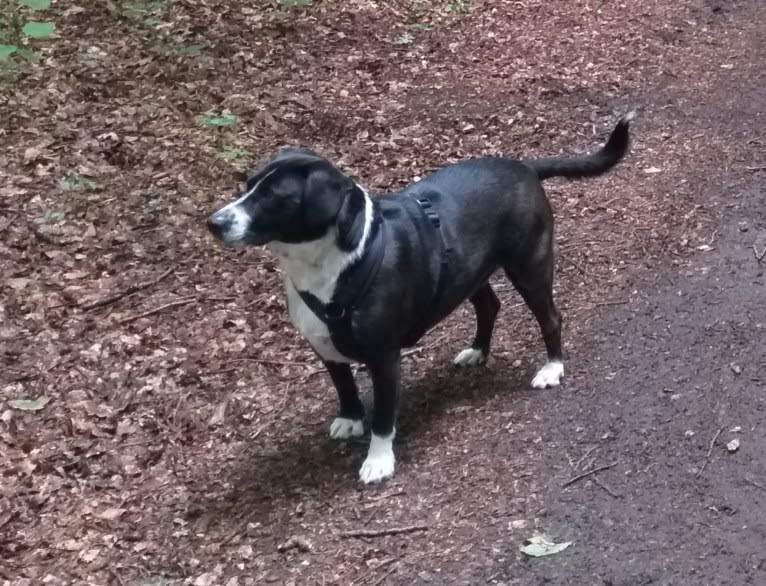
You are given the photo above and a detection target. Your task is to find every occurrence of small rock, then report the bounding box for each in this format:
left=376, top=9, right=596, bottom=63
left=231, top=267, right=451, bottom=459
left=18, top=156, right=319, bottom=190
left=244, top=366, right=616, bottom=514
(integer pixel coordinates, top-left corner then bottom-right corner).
left=730, top=363, right=742, bottom=375
left=277, top=535, right=312, bottom=553
left=727, top=438, right=740, bottom=452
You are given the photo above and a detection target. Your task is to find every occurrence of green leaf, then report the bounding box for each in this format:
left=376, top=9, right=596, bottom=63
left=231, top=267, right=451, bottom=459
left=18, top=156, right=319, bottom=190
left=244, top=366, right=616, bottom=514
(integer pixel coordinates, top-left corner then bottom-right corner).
left=0, top=45, right=17, bottom=61
left=201, top=113, right=238, bottom=127
left=216, top=147, right=251, bottom=161
left=179, top=44, right=205, bottom=55
left=22, top=21, right=55, bottom=39
left=16, top=47, right=37, bottom=60
left=394, top=33, right=414, bottom=45
left=409, top=23, right=432, bottom=31
left=9, top=396, right=50, bottom=411
left=19, top=0, right=51, bottom=9
left=60, top=173, right=98, bottom=192
left=279, top=0, right=311, bottom=6
left=520, top=535, right=572, bottom=557
left=124, top=1, right=165, bottom=15
left=34, top=209, right=66, bottom=224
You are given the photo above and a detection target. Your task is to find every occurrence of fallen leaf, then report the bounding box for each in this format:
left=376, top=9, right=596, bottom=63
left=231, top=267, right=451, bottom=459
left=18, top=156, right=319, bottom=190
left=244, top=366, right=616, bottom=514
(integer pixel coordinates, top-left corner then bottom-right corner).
left=520, top=535, right=572, bottom=557
left=209, top=401, right=227, bottom=426
left=96, top=507, right=125, bottom=520
left=7, top=278, right=31, bottom=290
left=78, top=548, right=100, bottom=563
left=23, top=146, right=42, bottom=163
left=8, top=397, right=50, bottom=411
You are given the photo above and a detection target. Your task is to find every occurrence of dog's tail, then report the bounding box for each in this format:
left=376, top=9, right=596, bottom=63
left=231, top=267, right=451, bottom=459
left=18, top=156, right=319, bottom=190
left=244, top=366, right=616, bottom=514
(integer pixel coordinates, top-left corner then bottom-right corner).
left=524, top=112, right=634, bottom=181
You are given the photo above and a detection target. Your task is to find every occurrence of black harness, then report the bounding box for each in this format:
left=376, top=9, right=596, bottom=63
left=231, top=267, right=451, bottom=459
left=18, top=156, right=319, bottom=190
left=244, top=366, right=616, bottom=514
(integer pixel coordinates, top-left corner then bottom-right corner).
left=296, top=193, right=452, bottom=355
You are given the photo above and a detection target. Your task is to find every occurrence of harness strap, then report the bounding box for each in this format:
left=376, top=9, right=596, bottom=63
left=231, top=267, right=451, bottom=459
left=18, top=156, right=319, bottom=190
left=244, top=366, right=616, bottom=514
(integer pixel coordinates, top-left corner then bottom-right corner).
left=296, top=218, right=386, bottom=353
left=396, top=193, right=453, bottom=344
left=297, top=192, right=452, bottom=353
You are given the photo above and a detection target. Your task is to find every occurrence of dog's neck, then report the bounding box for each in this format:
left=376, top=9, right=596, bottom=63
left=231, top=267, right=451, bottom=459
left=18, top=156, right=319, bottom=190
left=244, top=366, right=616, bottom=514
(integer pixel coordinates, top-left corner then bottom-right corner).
left=268, top=187, right=374, bottom=302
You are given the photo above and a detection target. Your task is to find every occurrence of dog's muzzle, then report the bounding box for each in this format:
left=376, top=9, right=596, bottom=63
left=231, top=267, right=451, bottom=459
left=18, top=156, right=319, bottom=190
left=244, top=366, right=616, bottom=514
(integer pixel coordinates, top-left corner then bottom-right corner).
left=207, top=209, right=233, bottom=240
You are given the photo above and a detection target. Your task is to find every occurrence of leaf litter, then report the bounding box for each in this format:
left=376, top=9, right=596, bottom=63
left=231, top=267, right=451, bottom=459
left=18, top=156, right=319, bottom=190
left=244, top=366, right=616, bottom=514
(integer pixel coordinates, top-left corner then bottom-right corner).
left=0, top=0, right=761, bottom=583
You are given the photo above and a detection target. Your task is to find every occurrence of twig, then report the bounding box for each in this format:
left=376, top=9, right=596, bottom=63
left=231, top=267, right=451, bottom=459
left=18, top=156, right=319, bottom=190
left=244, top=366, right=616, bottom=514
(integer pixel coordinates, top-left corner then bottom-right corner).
left=234, top=357, right=316, bottom=368
left=574, top=446, right=599, bottom=471
left=696, top=427, right=723, bottom=478
left=562, top=461, right=618, bottom=488
left=367, top=489, right=406, bottom=501
left=352, top=558, right=397, bottom=586
left=81, top=267, right=174, bottom=310
left=371, top=565, right=398, bottom=586
left=0, top=213, right=19, bottom=233
left=591, top=476, right=622, bottom=498
left=594, top=299, right=629, bottom=307
left=118, top=297, right=196, bottom=324
left=744, top=476, right=766, bottom=491
left=340, top=524, right=428, bottom=539
left=745, top=165, right=766, bottom=171
left=401, top=346, right=424, bottom=358
left=753, top=245, right=766, bottom=264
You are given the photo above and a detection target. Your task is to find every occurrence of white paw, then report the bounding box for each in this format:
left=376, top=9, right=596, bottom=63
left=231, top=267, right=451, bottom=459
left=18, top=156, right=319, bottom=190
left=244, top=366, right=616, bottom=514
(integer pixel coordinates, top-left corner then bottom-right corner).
left=359, top=431, right=396, bottom=484
left=329, top=417, right=364, bottom=439
left=531, top=360, right=564, bottom=389
left=453, top=347, right=487, bottom=366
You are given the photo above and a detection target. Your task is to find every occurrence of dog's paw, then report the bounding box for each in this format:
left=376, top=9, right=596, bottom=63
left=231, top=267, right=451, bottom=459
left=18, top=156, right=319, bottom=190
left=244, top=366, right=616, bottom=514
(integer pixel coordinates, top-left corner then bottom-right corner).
left=453, top=347, right=487, bottom=367
left=359, top=431, right=395, bottom=484
left=531, top=360, right=564, bottom=389
left=329, top=417, right=364, bottom=440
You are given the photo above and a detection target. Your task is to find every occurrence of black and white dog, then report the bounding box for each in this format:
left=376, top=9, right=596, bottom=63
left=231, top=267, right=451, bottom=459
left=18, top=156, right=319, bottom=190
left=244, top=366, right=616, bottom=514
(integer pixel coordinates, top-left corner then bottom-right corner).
left=208, top=114, right=632, bottom=483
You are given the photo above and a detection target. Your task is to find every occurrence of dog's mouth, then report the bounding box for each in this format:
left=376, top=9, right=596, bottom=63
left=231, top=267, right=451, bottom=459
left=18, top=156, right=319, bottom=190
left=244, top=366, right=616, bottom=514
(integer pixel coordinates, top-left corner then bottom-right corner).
left=207, top=224, right=270, bottom=248
left=207, top=206, right=270, bottom=247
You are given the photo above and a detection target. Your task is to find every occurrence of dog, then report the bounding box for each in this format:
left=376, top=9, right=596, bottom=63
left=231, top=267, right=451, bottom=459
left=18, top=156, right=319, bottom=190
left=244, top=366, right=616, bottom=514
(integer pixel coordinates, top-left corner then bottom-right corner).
left=207, top=114, right=632, bottom=483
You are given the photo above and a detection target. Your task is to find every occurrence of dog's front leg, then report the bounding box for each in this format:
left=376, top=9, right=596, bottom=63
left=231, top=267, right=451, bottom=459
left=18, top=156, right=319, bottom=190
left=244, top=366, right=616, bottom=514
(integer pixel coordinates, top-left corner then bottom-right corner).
left=325, top=361, right=365, bottom=439
left=359, top=351, right=400, bottom=484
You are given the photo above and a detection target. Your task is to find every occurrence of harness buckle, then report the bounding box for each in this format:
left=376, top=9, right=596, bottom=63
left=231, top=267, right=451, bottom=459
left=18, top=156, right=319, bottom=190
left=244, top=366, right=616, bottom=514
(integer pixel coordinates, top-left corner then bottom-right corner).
left=324, top=302, right=346, bottom=321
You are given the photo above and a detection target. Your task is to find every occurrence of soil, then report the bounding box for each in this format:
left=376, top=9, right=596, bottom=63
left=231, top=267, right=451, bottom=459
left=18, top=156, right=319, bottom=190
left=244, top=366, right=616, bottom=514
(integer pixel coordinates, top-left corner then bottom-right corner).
left=1, top=0, right=765, bottom=584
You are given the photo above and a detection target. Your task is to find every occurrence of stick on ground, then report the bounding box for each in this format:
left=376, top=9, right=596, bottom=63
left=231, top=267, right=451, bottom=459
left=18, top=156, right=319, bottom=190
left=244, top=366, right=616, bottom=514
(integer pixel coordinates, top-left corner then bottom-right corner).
left=340, top=524, right=428, bottom=539
left=81, top=267, right=174, bottom=310
left=118, top=297, right=196, bottom=324
left=696, top=427, right=723, bottom=478
left=562, top=461, right=619, bottom=488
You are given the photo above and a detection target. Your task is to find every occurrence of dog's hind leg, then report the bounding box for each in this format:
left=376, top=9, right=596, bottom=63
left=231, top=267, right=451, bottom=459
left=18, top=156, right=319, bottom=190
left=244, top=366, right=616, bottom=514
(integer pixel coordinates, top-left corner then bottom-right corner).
left=325, top=361, right=365, bottom=439
left=454, top=283, right=501, bottom=366
left=504, top=257, right=564, bottom=389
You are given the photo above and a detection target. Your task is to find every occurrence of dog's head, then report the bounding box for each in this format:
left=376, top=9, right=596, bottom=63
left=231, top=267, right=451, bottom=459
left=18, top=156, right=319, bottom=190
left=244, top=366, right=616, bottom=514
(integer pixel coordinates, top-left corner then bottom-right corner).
left=207, top=148, right=366, bottom=250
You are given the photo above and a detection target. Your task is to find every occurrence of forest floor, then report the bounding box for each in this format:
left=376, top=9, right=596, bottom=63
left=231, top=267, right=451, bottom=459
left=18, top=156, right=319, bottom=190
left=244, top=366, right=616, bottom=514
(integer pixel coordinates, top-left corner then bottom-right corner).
left=1, top=0, right=765, bottom=584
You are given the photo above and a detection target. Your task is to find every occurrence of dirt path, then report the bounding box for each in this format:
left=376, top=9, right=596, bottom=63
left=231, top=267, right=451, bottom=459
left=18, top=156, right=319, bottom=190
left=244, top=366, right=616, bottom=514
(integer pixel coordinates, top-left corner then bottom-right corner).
left=506, top=42, right=766, bottom=586
left=1, top=0, right=765, bottom=584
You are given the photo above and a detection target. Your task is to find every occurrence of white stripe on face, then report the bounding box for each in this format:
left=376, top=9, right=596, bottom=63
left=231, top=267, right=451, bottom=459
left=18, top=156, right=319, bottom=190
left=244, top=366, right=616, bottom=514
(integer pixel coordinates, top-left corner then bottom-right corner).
left=210, top=168, right=278, bottom=245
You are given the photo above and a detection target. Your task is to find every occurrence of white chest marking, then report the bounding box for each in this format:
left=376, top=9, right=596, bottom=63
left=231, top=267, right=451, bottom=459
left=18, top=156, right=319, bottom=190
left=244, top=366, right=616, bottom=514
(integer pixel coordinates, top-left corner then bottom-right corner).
left=285, top=279, right=353, bottom=363
left=271, top=186, right=374, bottom=364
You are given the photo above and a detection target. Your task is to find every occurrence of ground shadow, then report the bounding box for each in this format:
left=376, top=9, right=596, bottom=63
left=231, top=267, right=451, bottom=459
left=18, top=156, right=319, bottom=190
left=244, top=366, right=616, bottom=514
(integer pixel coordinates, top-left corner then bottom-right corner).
left=188, top=354, right=536, bottom=525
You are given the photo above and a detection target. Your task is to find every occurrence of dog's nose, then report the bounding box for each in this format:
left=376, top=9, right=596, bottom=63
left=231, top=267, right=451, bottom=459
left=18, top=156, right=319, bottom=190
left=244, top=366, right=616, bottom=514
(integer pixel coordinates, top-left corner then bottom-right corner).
left=207, top=211, right=231, bottom=237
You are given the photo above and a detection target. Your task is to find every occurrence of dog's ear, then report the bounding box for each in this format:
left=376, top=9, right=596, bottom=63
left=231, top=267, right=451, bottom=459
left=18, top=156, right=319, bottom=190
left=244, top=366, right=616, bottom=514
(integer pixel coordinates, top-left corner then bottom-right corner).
left=335, top=184, right=367, bottom=252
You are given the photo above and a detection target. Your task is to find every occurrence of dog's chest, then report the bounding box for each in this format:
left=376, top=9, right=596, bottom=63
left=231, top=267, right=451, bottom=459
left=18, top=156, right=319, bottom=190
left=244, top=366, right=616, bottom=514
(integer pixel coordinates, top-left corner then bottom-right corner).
left=285, top=281, right=353, bottom=363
